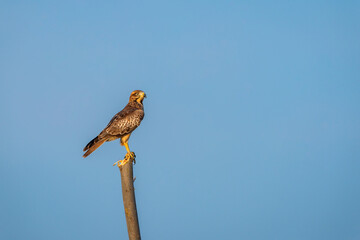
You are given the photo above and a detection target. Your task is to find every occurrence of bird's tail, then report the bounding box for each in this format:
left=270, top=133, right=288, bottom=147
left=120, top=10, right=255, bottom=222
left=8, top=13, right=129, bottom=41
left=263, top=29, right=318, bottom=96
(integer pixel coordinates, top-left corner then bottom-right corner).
left=83, top=136, right=106, bottom=158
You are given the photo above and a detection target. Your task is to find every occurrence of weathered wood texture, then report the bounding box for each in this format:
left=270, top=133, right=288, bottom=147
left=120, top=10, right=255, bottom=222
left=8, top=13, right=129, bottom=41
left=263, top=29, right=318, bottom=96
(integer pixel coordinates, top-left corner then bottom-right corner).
left=119, top=159, right=141, bottom=240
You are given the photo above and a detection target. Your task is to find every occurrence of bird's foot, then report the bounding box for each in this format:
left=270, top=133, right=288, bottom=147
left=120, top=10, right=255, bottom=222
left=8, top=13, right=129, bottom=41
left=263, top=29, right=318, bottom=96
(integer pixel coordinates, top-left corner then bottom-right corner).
left=113, top=159, right=126, bottom=167
left=127, top=152, right=136, bottom=164
left=113, top=152, right=136, bottom=167
left=127, top=152, right=136, bottom=159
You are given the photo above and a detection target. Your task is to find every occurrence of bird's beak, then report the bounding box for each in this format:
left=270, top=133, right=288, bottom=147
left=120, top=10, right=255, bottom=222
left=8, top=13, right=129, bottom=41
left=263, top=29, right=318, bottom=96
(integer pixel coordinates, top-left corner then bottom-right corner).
left=139, top=91, right=146, bottom=99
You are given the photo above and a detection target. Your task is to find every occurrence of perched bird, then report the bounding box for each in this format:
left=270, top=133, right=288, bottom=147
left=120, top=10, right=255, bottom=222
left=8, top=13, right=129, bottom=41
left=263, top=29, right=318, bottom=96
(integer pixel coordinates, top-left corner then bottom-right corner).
left=83, top=90, right=146, bottom=166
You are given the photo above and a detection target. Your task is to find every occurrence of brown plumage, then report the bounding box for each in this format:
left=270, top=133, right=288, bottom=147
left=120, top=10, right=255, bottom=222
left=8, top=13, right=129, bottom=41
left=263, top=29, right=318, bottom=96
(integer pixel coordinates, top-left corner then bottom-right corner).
left=83, top=90, right=146, bottom=158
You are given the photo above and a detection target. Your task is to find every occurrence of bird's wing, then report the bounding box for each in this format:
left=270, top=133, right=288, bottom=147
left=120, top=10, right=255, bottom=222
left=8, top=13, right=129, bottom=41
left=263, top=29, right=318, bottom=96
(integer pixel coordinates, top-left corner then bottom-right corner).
left=103, top=108, right=144, bottom=136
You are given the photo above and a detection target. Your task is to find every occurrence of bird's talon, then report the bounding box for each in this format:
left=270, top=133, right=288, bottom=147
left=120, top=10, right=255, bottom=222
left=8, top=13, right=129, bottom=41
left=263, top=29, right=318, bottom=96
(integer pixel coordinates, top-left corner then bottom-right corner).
left=113, top=152, right=136, bottom=167
left=125, top=152, right=136, bottom=159
left=129, top=152, right=136, bottom=164
left=113, top=159, right=129, bottom=167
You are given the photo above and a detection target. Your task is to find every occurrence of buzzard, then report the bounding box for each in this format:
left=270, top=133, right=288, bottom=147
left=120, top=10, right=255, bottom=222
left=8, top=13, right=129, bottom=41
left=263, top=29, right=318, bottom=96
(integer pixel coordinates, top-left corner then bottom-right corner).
left=83, top=90, right=146, bottom=166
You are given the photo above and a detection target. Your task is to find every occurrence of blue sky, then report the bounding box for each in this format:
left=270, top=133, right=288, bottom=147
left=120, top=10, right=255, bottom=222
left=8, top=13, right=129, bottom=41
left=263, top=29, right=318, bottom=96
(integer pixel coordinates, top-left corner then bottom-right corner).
left=1, top=1, right=360, bottom=240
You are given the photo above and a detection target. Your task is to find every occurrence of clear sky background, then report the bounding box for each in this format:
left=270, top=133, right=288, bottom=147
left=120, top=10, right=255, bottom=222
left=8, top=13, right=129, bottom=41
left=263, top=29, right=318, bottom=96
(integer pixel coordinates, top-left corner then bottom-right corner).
left=1, top=1, right=360, bottom=240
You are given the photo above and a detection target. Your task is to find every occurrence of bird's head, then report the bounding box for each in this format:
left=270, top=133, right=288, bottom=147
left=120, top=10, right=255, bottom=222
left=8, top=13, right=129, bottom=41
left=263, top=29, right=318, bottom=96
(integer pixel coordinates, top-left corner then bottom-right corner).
left=129, top=90, right=147, bottom=104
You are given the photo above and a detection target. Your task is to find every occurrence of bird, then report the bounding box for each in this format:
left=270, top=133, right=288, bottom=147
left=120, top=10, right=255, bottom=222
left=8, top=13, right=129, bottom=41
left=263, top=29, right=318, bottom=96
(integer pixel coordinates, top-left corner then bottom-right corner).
left=83, top=90, right=146, bottom=166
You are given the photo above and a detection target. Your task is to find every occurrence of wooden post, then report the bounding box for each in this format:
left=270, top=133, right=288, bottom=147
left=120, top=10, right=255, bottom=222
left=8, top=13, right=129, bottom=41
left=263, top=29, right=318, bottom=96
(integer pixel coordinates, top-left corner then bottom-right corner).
left=119, top=157, right=141, bottom=240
